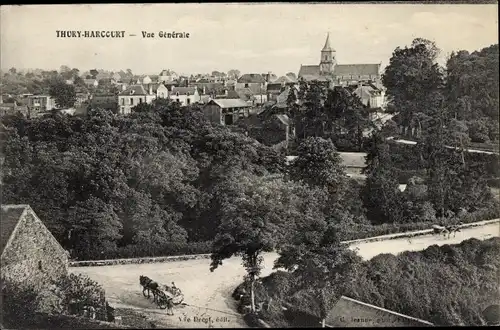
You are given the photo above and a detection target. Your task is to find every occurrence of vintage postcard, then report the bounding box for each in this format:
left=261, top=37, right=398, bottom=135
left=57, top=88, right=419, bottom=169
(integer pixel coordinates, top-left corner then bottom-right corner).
left=0, top=2, right=499, bottom=329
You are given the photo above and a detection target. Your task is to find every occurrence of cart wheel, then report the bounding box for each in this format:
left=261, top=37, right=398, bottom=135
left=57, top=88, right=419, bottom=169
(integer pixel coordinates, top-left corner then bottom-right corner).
left=172, top=294, right=184, bottom=305
left=157, top=301, right=167, bottom=309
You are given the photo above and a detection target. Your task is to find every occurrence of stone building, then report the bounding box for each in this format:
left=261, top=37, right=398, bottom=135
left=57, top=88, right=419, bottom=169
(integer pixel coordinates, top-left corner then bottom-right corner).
left=298, top=33, right=382, bottom=87
left=0, top=204, right=69, bottom=291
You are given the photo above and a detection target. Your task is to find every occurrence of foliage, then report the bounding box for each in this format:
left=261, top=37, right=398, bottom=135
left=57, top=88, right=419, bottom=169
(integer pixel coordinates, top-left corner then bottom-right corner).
left=56, top=273, right=106, bottom=314
left=1, top=280, right=40, bottom=328
left=49, top=78, right=77, bottom=108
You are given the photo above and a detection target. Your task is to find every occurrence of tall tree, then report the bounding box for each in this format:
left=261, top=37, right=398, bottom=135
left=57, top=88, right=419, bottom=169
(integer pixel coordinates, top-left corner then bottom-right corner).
left=382, top=38, right=444, bottom=138
left=49, top=79, right=77, bottom=108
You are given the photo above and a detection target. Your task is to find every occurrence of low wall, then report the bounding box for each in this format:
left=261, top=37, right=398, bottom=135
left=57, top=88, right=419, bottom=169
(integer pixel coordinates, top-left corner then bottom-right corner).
left=70, top=219, right=499, bottom=268
left=342, top=218, right=499, bottom=245
left=70, top=254, right=211, bottom=267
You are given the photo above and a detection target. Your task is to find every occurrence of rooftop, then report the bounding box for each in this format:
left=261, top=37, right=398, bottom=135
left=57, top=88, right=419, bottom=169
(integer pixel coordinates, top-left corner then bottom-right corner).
left=207, top=99, right=251, bottom=108
left=1, top=204, right=29, bottom=256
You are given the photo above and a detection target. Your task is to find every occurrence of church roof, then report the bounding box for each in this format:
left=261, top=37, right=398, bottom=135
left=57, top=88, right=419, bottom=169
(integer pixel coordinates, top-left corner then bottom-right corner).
left=237, top=74, right=266, bottom=84
left=334, top=64, right=381, bottom=76
left=298, top=65, right=320, bottom=77
left=322, top=33, right=335, bottom=52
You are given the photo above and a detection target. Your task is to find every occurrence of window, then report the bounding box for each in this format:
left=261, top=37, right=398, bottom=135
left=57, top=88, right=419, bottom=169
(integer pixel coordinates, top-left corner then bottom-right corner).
left=130, top=98, right=134, bottom=105
left=187, top=98, right=190, bottom=105
left=121, top=106, right=125, bottom=113
left=38, top=260, right=42, bottom=270
left=176, top=92, right=179, bottom=96
left=139, top=98, right=143, bottom=104
left=244, top=83, right=249, bottom=88
left=176, top=98, right=180, bottom=103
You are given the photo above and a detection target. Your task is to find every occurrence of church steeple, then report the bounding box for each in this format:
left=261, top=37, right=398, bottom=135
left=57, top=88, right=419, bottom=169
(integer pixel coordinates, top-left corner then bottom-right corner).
left=320, top=32, right=336, bottom=75
left=322, top=32, right=334, bottom=52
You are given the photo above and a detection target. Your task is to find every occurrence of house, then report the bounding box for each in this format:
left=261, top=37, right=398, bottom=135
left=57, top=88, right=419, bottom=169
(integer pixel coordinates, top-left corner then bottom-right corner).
left=298, top=33, right=381, bottom=86
left=354, top=83, right=386, bottom=109
left=158, top=69, right=178, bottom=83
left=156, top=84, right=169, bottom=99
left=235, top=74, right=267, bottom=94
left=267, top=83, right=285, bottom=101
left=275, top=85, right=300, bottom=109
left=169, top=86, right=200, bottom=106
left=83, top=79, right=99, bottom=88
left=274, top=75, right=297, bottom=85
left=112, top=72, right=122, bottom=82
left=1, top=204, right=69, bottom=291
left=0, top=101, right=29, bottom=117
left=75, top=92, right=90, bottom=107
left=26, top=95, right=57, bottom=114
left=142, top=76, right=152, bottom=85
left=117, top=84, right=156, bottom=114
left=323, top=296, right=434, bottom=327
left=204, top=99, right=252, bottom=125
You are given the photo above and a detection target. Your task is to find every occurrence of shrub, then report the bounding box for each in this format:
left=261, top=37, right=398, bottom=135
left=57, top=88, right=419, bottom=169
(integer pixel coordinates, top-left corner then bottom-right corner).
left=56, top=273, right=107, bottom=320
left=1, top=280, right=39, bottom=328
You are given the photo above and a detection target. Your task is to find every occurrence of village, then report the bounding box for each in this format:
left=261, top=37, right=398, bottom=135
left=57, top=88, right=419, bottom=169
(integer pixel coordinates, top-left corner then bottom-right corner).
left=1, top=3, right=499, bottom=329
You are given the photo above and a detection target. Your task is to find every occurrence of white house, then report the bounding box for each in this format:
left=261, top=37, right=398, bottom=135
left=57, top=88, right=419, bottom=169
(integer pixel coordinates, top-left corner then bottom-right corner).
left=169, top=86, right=200, bottom=106
left=354, top=83, right=386, bottom=109
left=156, top=84, right=169, bottom=99
left=158, top=69, right=178, bottom=83
left=83, top=79, right=99, bottom=88
left=142, top=76, right=152, bottom=85
left=118, top=84, right=156, bottom=115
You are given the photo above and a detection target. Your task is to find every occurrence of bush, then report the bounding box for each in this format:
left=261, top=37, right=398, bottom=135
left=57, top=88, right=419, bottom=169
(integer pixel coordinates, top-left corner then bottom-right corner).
left=1, top=280, right=39, bottom=328
left=56, top=273, right=107, bottom=320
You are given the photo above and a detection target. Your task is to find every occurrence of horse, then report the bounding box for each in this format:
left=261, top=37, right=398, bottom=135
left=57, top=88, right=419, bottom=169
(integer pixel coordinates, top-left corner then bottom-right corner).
left=432, top=224, right=449, bottom=237
left=139, top=275, right=160, bottom=302
left=445, top=223, right=463, bottom=238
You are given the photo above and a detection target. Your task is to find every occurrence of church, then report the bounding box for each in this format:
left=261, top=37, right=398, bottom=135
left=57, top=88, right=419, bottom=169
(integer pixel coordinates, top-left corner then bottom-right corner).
left=298, top=33, right=382, bottom=87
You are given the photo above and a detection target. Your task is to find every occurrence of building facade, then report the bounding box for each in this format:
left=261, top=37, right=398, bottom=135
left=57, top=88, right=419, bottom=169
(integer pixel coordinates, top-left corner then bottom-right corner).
left=1, top=204, right=69, bottom=291
left=204, top=99, right=252, bottom=125
left=26, top=95, right=57, bottom=113
left=117, top=85, right=156, bottom=114
left=169, top=86, right=201, bottom=106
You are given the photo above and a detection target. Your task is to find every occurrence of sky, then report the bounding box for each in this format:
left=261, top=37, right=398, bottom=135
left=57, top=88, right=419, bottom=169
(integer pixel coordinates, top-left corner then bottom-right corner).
left=1, top=4, right=498, bottom=76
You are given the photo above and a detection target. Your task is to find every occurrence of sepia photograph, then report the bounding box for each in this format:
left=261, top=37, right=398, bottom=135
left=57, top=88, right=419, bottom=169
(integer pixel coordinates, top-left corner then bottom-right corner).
left=0, top=2, right=499, bottom=328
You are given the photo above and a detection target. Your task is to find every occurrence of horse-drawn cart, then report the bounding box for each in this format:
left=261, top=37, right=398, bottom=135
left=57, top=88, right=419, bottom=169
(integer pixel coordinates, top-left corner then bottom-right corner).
left=140, top=275, right=184, bottom=310
left=155, top=285, right=184, bottom=309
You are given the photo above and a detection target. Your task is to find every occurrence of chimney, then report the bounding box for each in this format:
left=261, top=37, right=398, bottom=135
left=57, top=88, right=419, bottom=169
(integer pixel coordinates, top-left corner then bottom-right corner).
left=149, top=84, right=153, bottom=95
left=203, top=86, right=206, bottom=95
left=225, top=89, right=228, bottom=97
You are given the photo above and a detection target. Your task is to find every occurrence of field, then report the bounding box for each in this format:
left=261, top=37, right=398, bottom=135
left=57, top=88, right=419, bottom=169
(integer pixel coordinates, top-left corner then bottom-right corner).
left=71, top=222, right=499, bottom=328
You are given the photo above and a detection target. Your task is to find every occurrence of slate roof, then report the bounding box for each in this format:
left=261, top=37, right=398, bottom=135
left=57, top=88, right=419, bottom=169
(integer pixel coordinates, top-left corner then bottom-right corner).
left=207, top=99, right=251, bottom=108
left=171, top=87, right=198, bottom=95
left=322, top=33, right=335, bottom=52
left=334, top=64, right=381, bottom=76
left=118, top=84, right=148, bottom=96
left=274, top=75, right=297, bottom=84
left=1, top=205, right=28, bottom=256
left=298, top=65, right=320, bottom=77
left=267, top=83, right=283, bottom=93
left=237, top=74, right=266, bottom=84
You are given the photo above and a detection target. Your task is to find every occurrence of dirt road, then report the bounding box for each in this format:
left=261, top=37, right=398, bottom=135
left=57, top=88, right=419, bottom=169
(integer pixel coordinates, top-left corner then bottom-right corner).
left=71, top=222, right=499, bottom=328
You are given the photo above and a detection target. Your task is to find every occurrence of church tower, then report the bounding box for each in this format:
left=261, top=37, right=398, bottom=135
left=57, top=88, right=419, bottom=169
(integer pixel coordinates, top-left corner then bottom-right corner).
left=319, top=33, right=336, bottom=76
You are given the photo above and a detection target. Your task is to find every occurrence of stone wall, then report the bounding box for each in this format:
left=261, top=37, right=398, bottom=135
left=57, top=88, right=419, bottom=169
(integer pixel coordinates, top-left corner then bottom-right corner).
left=1, top=209, right=69, bottom=291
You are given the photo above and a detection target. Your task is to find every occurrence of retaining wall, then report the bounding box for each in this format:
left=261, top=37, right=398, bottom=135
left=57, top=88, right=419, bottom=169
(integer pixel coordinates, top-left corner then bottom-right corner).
left=70, top=219, right=499, bottom=268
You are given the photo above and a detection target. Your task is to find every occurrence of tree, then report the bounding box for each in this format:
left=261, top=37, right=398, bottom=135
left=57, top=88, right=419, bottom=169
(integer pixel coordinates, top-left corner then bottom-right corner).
left=49, top=79, right=77, bottom=108
left=382, top=38, right=444, bottom=138
left=290, top=137, right=346, bottom=195
left=210, top=173, right=298, bottom=312
left=89, top=69, right=99, bottom=78
left=227, top=69, right=241, bottom=80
